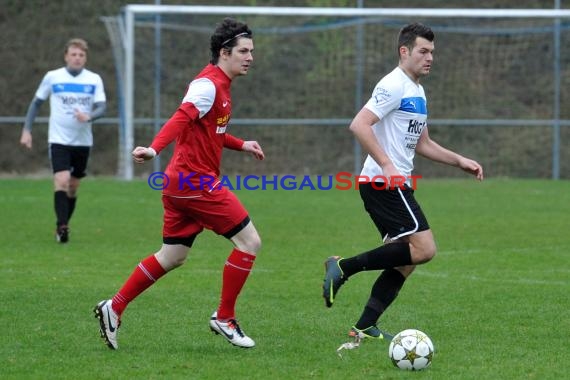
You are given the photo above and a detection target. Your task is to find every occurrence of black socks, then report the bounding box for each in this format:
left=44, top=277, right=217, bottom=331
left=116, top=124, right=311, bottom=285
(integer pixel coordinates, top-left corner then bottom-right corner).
left=54, top=191, right=69, bottom=227
left=355, top=269, right=406, bottom=330
left=339, top=242, right=412, bottom=278
left=67, top=196, right=77, bottom=220
left=54, top=191, right=78, bottom=226
left=338, top=243, right=412, bottom=330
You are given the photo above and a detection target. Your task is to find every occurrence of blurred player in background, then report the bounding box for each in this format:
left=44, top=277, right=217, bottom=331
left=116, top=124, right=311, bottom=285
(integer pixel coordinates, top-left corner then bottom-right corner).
left=20, top=38, right=106, bottom=243
left=323, top=23, right=484, bottom=341
left=94, top=18, right=264, bottom=350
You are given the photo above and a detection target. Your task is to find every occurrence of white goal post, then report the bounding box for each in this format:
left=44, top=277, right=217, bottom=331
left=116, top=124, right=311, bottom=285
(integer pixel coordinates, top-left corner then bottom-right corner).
left=118, top=5, right=570, bottom=180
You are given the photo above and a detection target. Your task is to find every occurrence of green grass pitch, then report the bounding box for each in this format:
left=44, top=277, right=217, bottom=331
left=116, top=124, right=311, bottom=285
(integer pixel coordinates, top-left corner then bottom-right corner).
left=1, top=178, right=569, bottom=379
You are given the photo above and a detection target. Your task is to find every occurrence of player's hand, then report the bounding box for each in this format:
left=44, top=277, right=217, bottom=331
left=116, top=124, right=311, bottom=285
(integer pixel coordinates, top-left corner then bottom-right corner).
left=20, top=130, right=32, bottom=149
left=459, top=157, right=484, bottom=181
left=242, top=140, right=265, bottom=160
left=74, top=109, right=91, bottom=122
left=381, top=162, right=404, bottom=185
left=132, top=146, right=156, bottom=164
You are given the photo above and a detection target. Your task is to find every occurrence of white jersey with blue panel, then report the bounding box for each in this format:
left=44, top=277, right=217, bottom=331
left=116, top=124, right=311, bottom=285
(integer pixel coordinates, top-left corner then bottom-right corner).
left=35, top=67, right=106, bottom=146
left=360, top=67, right=427, bottom=181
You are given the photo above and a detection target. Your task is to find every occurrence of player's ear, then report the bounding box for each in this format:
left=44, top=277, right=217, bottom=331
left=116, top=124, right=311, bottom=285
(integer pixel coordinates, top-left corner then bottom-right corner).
left=219, top=47, right=231, bottom=60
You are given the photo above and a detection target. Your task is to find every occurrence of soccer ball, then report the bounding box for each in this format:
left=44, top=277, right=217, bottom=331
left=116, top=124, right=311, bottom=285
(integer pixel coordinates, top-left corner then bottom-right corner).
left=388, top=329, right=434, bottom=370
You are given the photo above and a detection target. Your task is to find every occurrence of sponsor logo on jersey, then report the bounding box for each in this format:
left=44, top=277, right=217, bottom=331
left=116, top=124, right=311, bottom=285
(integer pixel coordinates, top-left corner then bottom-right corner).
left=405, top=120, right=426, bottom=150
left=399, top=97, right=427, bottom=114
left=374, top=87, right=391, bottom=103
left=52, top=83, right=96, bottom=94
left=407, top=119, right=426, bottom=135
left=216, top=114, right=230, bottom=134
left=60, top=95, right=92, bottom=106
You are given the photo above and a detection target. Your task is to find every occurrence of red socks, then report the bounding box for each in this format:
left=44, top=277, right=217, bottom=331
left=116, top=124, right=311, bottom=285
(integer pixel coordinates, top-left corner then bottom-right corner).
left=217, top=248, right=256, bottom=320
left=111, top=254, right=166, bottom=316
left=109, top=249, right=255, bottom=320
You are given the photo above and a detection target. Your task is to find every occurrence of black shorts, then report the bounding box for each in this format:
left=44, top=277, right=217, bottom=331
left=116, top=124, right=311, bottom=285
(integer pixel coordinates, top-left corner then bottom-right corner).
left=49, top=143, right=90, bottom=178
left=359, top=182, right=430, bottom=241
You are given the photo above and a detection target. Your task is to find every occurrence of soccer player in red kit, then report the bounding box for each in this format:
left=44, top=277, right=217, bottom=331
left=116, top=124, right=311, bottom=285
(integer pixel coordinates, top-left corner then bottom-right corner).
left=94, top=18, right=264, bottom=349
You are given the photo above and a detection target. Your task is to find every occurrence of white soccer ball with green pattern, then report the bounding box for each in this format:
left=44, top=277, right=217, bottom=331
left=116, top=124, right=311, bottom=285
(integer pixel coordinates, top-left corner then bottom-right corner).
left=388, top=329, right=434, bottom=370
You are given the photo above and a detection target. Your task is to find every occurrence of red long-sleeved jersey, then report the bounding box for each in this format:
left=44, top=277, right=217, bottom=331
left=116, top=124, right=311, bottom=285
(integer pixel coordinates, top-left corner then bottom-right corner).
left=150, top=64, right=243, bottom=196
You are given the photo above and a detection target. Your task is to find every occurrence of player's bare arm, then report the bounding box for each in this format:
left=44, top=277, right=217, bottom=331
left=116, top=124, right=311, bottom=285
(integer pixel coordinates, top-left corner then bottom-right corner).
left=416, top=127, right=484, bottom=180
left=349, top=108, right=401, bottom=179
left=455, top=156, right=484, bottom=180
left=242, top=140, right=265, bottom=160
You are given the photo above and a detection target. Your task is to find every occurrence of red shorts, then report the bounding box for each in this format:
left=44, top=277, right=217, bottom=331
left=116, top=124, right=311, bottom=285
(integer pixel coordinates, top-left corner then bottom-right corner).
left=162, top=186, right=248, bottom=239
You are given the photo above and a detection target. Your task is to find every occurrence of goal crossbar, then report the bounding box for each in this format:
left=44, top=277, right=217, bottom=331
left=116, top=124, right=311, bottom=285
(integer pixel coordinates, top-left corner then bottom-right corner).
left=120, top=5, right=570, bottom=180
left=126, top=5, right=570, bottom=18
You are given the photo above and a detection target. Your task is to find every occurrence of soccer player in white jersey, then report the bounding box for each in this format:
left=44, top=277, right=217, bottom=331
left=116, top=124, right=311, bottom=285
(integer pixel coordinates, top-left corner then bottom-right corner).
left=20, top=38, right=106, bottom=243
left=322, top=23, right=484, bottom=340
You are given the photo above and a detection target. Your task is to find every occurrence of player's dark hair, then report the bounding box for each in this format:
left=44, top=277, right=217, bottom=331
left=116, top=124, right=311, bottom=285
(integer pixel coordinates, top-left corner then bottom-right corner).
left=210, top=18, right=252, bottom=64
left=397, top=23, right=434, bottom=56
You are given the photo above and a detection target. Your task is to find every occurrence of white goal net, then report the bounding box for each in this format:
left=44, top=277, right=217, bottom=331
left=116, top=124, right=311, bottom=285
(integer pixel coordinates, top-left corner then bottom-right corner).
left=105, top=6, right=570, bottom=180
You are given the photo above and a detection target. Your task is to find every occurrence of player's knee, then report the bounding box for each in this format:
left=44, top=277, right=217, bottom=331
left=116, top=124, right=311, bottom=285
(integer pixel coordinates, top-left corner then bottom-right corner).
left=240, top=234, right=261, bottom=254
left=411, top=243, right=436, bottom=264
left=231, top=224, right=262, bottom=254
left=168, top=255, right=187, bottom=269
left=54, top=171, right=71, bottom=188
left=419, top=244, right=436, bottom=263
left=68, top=182, right=80, bottom=197
left=155, top=248, right=188, bottom=271
left=427, top=245, right=436, bottom=261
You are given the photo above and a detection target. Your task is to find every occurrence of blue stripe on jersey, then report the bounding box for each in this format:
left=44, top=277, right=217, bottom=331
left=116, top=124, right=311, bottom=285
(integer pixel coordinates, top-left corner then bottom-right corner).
left=52, top=83, right=96, bottom=94
left=399, top=97, right=427, bottom=115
